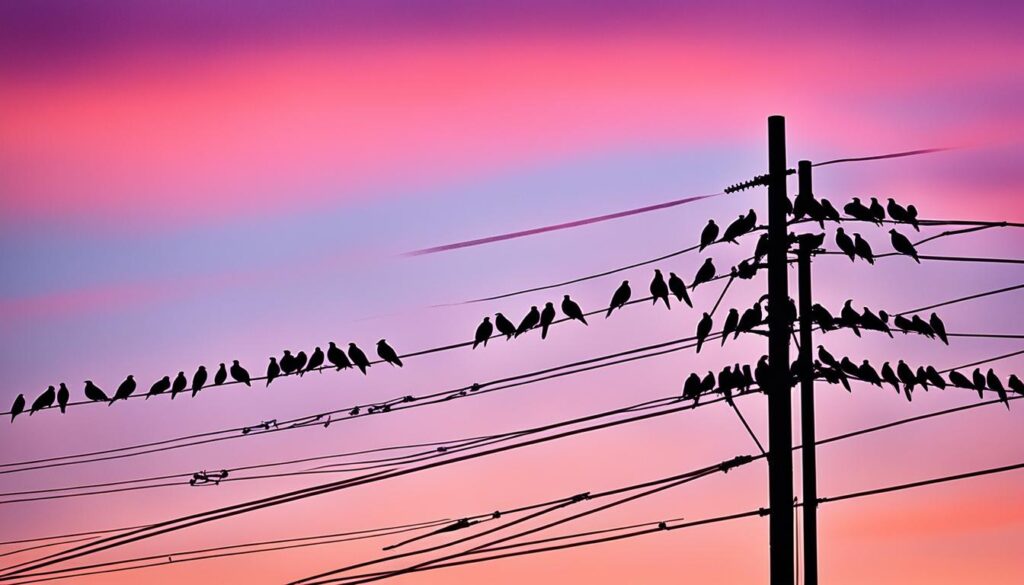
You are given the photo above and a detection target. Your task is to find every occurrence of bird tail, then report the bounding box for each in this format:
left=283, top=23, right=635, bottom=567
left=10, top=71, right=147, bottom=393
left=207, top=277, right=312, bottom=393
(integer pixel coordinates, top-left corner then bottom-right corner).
left=394, top=358, right=404, bottom=367
left=579, top=314, right=588, bottom=326
left=541, top=326, right=549, bottom=339
left=696, top=339, right=704, bottom=354
left=661, top=296, right=670, bottom=310
left=605, top=307, right=614, bottom=318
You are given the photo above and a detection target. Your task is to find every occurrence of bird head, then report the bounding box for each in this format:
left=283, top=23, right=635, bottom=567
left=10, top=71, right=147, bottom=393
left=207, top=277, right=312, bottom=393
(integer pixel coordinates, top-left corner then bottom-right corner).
left=328, top=341, right=337, bottom=347
left=198, top=366, right=206, bottom=371
left=483, top=316, right=491, bottom=322
left=844, top=299, right=853, bottom=308
left=233, top=360, right=240, bottom=365
left=654, top=269, right=662, bottom=275
left=887, top=197, right=895, bottom=204
left=47, top=385, right=55, bottom=391
left=127, top=375, right=134, bottom=380
left=878, top=310, right=889, bottom=321
left=378, top=339, right=387, bottom=345
left=852, top=196, right=862, bottom=203
left=269, top=357, right=277, bottom=363
left=563, top=294, right=570, bottom=299
left=870, top=197, right=879, bottom=205
left=836, top=227, right=845, bottom=234
left=283, top=350, right=292, bottom=357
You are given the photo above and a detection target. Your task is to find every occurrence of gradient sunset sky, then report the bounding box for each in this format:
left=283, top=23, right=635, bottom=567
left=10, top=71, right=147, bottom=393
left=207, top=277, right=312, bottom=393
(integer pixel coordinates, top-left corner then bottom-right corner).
left=2, top=1, right=1023, bottom=583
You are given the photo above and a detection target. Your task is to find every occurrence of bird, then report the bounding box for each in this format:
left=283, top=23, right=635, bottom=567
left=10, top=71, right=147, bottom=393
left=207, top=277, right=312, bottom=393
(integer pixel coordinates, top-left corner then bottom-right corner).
left=910, top=315, right=935, bottom=338
left=860, top=308, right=892, bottom=337
left=868, top=197, right=885, bottom=224
left=691, top=258, right=716, bottom=290
left=924, top=366, right=946, bottom=389
left=875, top=310, right=894, bottom=337
left=840, top=300, right=861, bottom=337
left=754, top=355, right=770, bottom=391
left=30, top=386, right=56, bottom=414
left=147, top=376, right=170, bottom=400
left=892, top=314, right=914, bottom=335
left=561, top=295, right=588, bottom=325
left=835, top=228, right=856, bottom=262
left=852, top=233, right=874, bottom=264
left=606, top=281, right=631, bottom=318
left=819, top=199, right=841, bottom=222
left=840, top=357, right=860, bottom=378
left=905, top=204, right=921, bottom=231
left=266, top=358, right=281, bottom=387
left=84, top=380, right=108, bottom=402
left=810, top=304, right=836, bottom=332
left=858, top=361, right=882, bottom=387
left=494, top=313, right=516, bottom=339
left=10, top=394, right=25, bottom=422
left=916, top=366, right=931, bottom=391
left=972, top=368, right=987, bottom=400
left=307, top=347, right=325, bottom=373
left=817, top=346, right=839, bottom=369
left=112, top=375, right=137, bottom=404
left=929, top=313, right=949, bottom=345
left=280, top=351, right=297, bottom=375
left=886, top=198, right=910, bottom=224
left=721, top=211, right=756, bottom=243
left=889, top=229, right=920, bottom=263
left=843, top=197, right=874, bottom=222
left=57, top=383, right=69, bottom=414
left=881, top=363, right=901, bottom=393
left=214, top=363, right=228, bottom=386
left=896, top=361, right=917, bottom=390
left=700, top=371, right=716, bottom=394
left=720, top=309, right=739, bottom=345
left=699, top=220, right=719, bottom=251
left=1008, top=374, right=1024, bottom=396
left=474, top=317, right=493, bottom=349
left=987, top=369, right=1007, bottom=406
left=169, top=372, right=186, bottom=400
left=650, top=270, right=670, bottom=310
left=227, top=362, right=250, bottom=387
left=293, top=351, right=308, bottom=374
left=515, top=306, right=541, bottom=336
left=948, top=370, right=973, bottom=389
left=752, top=233, right=769, bottom=263
left=348, top=343, right=371, bottom=374
left=377, top=340, right=403, bottom=367
left=540, top=302, right=556, bottom=339
left=695, top=313, right=713, bottom=353
left=736, top=302, right=763, bottom=338
left=682, top=373, right=702, bottom=402
left=191, top=366, right=208, bottom=397
left=327, top=342, right=352, bottom=370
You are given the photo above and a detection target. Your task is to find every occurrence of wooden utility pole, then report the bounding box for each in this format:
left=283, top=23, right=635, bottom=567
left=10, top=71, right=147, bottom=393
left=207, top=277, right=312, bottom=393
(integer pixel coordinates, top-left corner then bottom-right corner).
left=766, top=115, right=794, bottom=585
left=797, top=160, right=818, bottom=585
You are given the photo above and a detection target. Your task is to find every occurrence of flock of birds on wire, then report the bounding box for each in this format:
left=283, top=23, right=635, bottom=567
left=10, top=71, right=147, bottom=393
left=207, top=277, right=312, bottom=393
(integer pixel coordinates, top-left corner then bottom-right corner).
left=0, top=191, right=1001, bottom=422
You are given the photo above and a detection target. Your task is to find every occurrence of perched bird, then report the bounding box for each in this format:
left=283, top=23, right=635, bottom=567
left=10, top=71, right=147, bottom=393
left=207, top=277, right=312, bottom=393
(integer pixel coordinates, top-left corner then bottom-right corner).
left=840, top=357, right=861, bottom=378
left=817, top=346, right=839, bottom=369
left=754, top=355, right=770, bottom=391
left=859, top=361, right=882, bottom=387
left=720, top=213, right=750, bottom=243
left=720, top=309, right=739, bottom=346
left=515, top=306, right=541, bottom=336
left=861, top=308, right=892, bottom=337
left=112, top=375, right=137, bottom=404
left=910, top=315, right=935, bottom=338
left=972, top=368, right=987, bottom=400
left=1007, top=374, right=1023, bottom=396
left=924, top=366, right=947, bottom=389
left=266, top=358, right=281, bottom=387
left=84, top=380, right=108, bottom=402
left=327, top=342, right=352, bottom=370
left=307, top=347, right=325, bottom=373
left=753, top=233, right=769, bottom=263
left=10, top=394, right=25, bottom=422
left=868, top=197, right=885, bottom=224
left=819, top=199, right=841, bottom=222
left=474, top=317, right=493, bottom=349
left=718, top=366, right=736, bottom=404
left=987, top=369, right=1007, bottom=407
left=896, top=360, right=917, bottom=390
left=214, top=363, right=228, bottom=386
left=835, top=228, right=856, bottom=262
left=377, top=340, right=403, bottom=367
left=810, top=304, right=836, bottom=332
left=230, top=361, right=251, bottom=386
left=736, top=302, right=763, bottom=337
left=280, top=351, right=298, bottom=375
left=929, top=313, right=949, bottom=345
left=700, top=371, right=716, bottom=394
left=691, top=258, right=716, bottom=290
left=494, top=313, right=517, bottom=340
left=695, top=313, right=713, bottom=353
left=293, top=351, right=308, bottom=374
left=893, top=314, right=914, bottom=335
left=606, top=281, right=632, bottom=318
left=540, top=302, right=556, bottom=339
left=916, top=366, right=931, bottom=391
left=191, top=366, right=208, bottom=397
left=57, top=383, right=69, bottom=414
left=843, top=197, right=874, bottom=222
left=170, top=372, right=186, bottom=400
left=30, top=386, right=56, bottom=414
left=147, top=376, right=170, bottom=400
left=840, top=300, right=862, bottom=337
left=650, top=270, right=670, bottom=310
left=905, top=204, right=921, bottom=231
left=881, top=363, right=901, bottom=393
left=947, top=370, right=973, bottom=389
left=348, top=343, right=371, bottom=374
left=682, top=373, right=702, bottom=402
left=886, top=198, right=910, bottom=224
left=853, top=233, right=875, bottom=264
left=889, top=229, right=920, bottom=263
left=561, top=295, right=588, bottom=325
left=699, top=220, right=719, bottom=251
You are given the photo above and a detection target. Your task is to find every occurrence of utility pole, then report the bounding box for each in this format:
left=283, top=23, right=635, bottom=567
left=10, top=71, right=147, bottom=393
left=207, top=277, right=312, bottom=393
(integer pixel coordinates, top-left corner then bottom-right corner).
left=797, top=160, right=818, bottom=585
left=766, top=115, right=794, bottom=585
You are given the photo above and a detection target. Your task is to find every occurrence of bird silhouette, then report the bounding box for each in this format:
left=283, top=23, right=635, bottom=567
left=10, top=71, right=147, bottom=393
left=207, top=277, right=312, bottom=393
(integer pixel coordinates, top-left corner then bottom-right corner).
left=892, top=314, right=914, bottom=335
left=885, top=198, right=907, bottom=222
left=835, top=228, right=856, bottom=262
left=280, top=351, right=297, bottom=375
left=910, top=315, right=935, bottom=338
left=515, top=306, right=541, bottom=336
left=858, top=361, right=882, bottom=387
left=30, top=385, right=56, bottom=414
left=881, top=362, right=901, bottom=393
left=700, top=371, right=716, bottom=394
left=214, top=363, right=227, bottom=385
left=170, top=372, right=186, bottom=400
left=266, top=358, right=281, bottom=387
left=896, top=360, right=917, bottom=391
left=57, top=383, right=69, bottom=414
left=819, top=199, right=841, bottom=222
left=691, top=258, right=716, bottom=290
left=699, top=220, right=719, bottom=251
left=540, top=302, right=556, bottom=339
left=327, top=342, right=352, bottom=370
left=905, top=204, right=921, bottom=231
left=561, top=295, right=588, bottom=325
left=695, top=313, right=713, bottom=353
left=810, top=304, right=836, bottom=332
left=349, top=343, right=371, bottom=374
left=147, top=376, right=170, bottom=400
left=683, top=373, right=702, bottom=402
left=230, top=361, right=251, bottom=386
left=494, top=313, right=516, bottom=340
left=972, top=368, right=987, bottom=400
left=650, top=270, right=670, bottom=309
left=1008, top=374, right=1023, bottom=396
left=840, top=357, right=860, bottom=378
left=818, top=346, right=840, bottom=368
left=10, top=394, right=25, bottom=422
left=929, top=313, right=949, bottom=345
left=861, top=308, right=892, bottom=337
left=474, top=317, right=493, bottom=349
left=84, top=380, right=108, bottom=402
left=377, top=340, right=403, bottom=367
left=754, top=356, right=770, bottom=391
left=736, top=302, right=763, bottom=338
left=948, top=370, right=973, bottom=389
left=606, top=281, right=631, bottom=318
left=868, top=197, right=885, bottom=224
left=192, top=366, right=208, bottom=397
left=924, top=366, right=946, bottom=389
left=307, top=347, right=325, bottom=373
left=753, top=233, right=769, bottom=263
left=843, top=197, right=874, bottom=222
left=987, top=369, right=1007, bottom=407
left=840, top=300, right=862, bottom=337
left=720, top=309, right=739, bottom=346
left=293, top=351, right=308, bottom=374
left=852, top=234, right=874, bottom=264
left=916, top=366, right=931, bottom=391
left=112, top=375, right=137, bottom=404
left=889, top=229, right=920, bottom=263
left=721, top=211, right=755, bottom=243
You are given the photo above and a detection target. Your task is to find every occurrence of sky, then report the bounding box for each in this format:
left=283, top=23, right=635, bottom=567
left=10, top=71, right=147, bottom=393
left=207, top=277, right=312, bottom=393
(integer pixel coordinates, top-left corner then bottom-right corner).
left=1, top=1, right=1024, bottom=583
